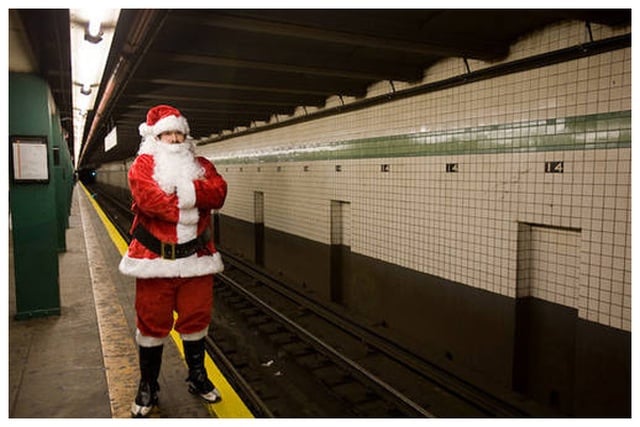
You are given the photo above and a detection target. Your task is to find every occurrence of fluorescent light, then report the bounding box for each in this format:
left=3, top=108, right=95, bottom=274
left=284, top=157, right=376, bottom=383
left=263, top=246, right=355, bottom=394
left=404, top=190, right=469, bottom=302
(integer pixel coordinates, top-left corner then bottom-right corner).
left=88, top=21, right=101, bottom=37
left=69, top=9, right=120, bottom=168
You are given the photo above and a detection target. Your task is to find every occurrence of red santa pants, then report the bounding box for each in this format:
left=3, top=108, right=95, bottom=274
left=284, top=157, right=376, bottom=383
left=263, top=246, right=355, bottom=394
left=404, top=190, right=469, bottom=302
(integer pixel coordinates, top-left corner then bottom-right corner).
left=135, top=275, right=213, bottom=340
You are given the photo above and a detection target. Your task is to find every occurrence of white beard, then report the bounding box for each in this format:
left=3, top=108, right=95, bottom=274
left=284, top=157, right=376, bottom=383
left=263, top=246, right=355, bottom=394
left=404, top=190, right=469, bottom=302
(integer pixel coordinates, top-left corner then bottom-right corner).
left=146, top=138, right=204, bottom=194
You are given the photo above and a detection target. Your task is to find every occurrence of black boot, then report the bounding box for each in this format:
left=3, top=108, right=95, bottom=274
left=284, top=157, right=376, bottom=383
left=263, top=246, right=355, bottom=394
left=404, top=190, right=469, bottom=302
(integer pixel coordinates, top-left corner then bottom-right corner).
left=183, top=338, right=221, bottom=403
left=131, top=345, right=163, bottom=417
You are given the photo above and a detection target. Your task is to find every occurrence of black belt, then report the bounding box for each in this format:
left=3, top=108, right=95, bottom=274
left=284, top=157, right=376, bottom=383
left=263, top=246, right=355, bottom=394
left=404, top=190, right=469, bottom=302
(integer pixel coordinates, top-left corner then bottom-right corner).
left=133, top=225, right=209, bottom=260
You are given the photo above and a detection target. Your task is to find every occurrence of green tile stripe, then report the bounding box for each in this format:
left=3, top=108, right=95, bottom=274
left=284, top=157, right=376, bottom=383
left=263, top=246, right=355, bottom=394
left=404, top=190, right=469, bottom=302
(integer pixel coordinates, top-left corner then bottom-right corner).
left=210, top=111, right=631, bottom=165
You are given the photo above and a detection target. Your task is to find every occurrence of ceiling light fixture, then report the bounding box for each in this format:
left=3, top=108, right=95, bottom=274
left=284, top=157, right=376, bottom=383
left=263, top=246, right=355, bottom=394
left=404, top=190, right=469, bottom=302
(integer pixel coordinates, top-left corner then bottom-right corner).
left=84, top=24, right=103, bottom=44
left=80, top=83, right=92, bottom=96
left=83, top=30, right=103, bottom=44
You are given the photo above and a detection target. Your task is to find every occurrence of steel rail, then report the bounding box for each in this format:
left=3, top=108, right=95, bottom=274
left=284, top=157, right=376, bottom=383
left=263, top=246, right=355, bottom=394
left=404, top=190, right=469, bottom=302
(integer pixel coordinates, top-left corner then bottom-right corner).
left=217, top=270, right=435, bottom=418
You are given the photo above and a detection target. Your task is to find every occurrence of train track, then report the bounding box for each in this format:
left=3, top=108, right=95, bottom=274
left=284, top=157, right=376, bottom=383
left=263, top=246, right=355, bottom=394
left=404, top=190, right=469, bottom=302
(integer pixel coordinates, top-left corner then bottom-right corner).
left=212, top=262, right=434, bottom=417
left=86, top=182, right=548, bottom=418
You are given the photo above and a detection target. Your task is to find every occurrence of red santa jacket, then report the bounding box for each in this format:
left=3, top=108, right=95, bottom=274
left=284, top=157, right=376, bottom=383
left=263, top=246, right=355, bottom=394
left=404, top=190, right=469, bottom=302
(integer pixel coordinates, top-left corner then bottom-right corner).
left=119, top=140, right=227, bottom=278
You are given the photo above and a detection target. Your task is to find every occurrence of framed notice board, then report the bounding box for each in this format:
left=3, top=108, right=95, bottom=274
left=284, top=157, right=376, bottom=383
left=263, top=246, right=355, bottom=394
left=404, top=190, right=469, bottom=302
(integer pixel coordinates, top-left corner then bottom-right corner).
left=11, top=135, right=49, bottom=183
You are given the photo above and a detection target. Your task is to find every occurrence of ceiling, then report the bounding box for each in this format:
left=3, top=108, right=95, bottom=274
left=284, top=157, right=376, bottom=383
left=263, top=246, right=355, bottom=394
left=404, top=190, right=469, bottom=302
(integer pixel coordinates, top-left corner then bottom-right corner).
left=13, top=9, right=631, bottom=169
left=12, top=9, right=74, bottom=146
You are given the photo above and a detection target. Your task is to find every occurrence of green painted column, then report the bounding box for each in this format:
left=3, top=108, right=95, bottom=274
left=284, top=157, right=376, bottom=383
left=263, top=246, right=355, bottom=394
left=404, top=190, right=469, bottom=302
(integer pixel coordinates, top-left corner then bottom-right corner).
left=50, top=112, right=69, bottom=252
left=9, top=73, right=61, bottom=319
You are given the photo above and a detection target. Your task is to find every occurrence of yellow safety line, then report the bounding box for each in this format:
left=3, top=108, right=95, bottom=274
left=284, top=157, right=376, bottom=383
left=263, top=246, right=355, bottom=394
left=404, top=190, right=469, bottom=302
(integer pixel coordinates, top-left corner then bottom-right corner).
left=79, top=182, right=254, bottom=418
left=79, top=183, right=129, bottom=256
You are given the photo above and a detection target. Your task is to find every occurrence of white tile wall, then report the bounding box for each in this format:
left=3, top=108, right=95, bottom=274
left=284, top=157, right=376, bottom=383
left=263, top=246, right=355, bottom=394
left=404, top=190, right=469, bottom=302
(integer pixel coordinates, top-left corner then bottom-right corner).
left=199, top=20, right=631, bottom=331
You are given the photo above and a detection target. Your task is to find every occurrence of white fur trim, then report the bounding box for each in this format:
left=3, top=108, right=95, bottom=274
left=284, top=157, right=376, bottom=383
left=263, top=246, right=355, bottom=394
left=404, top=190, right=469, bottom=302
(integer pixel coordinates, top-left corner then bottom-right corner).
left=136, top=329, right=168, bottom=347
left=179, top=208, right=199, bottom=225
left=176, top=181, right=196, bottom=208
left=181, top=326, right=209, bottom=342
left=138, top=122, right=151, bottom=138
left=119, top=251, right=224, bottom=278
left=175, top=180, right=198, bottom=242
left=139, top=114, right=189, bottom=137
left=176, top=221, right=197, bottom=243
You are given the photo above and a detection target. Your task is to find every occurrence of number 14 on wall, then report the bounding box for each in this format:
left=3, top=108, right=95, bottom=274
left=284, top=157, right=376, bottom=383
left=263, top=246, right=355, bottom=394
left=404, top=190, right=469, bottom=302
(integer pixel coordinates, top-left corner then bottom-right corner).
left=545, top=161, right=564, bottom=173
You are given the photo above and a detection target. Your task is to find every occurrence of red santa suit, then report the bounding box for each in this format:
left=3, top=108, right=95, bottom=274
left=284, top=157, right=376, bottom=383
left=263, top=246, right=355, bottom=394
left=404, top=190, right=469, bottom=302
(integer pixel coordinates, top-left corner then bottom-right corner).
left=119, top=105, right=227, bottom=347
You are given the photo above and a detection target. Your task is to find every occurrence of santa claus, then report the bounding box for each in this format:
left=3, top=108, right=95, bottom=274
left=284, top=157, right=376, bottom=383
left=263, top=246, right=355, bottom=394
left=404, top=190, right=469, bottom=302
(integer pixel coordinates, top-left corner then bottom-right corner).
left=119, top=104, right=227, bottom=417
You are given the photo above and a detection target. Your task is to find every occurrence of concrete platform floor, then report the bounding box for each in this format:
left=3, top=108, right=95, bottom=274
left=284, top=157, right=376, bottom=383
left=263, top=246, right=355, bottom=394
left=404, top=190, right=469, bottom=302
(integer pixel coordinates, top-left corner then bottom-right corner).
left=8, top=185, right=212, bottom=418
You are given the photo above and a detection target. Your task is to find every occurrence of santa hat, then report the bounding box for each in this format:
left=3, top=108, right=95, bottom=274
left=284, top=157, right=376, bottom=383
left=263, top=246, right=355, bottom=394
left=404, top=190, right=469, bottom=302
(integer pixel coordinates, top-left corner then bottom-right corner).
left=138, top=104, right=190, bottom=138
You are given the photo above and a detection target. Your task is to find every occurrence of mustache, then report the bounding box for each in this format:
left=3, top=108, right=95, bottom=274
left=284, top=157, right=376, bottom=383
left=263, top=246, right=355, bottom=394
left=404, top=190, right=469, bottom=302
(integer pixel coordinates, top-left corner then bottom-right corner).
left=158, top=139, right=195, bottom=154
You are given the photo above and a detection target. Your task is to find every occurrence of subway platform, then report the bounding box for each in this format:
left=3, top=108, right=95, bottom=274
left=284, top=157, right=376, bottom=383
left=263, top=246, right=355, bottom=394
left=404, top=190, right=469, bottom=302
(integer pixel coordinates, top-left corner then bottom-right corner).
left=8, top=184, right=252, bottom=418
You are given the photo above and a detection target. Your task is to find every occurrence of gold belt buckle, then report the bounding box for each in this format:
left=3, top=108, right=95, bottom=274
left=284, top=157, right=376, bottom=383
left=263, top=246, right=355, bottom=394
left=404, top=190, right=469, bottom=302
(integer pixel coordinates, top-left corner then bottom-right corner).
left=161, top=241, right=176, bottom=260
